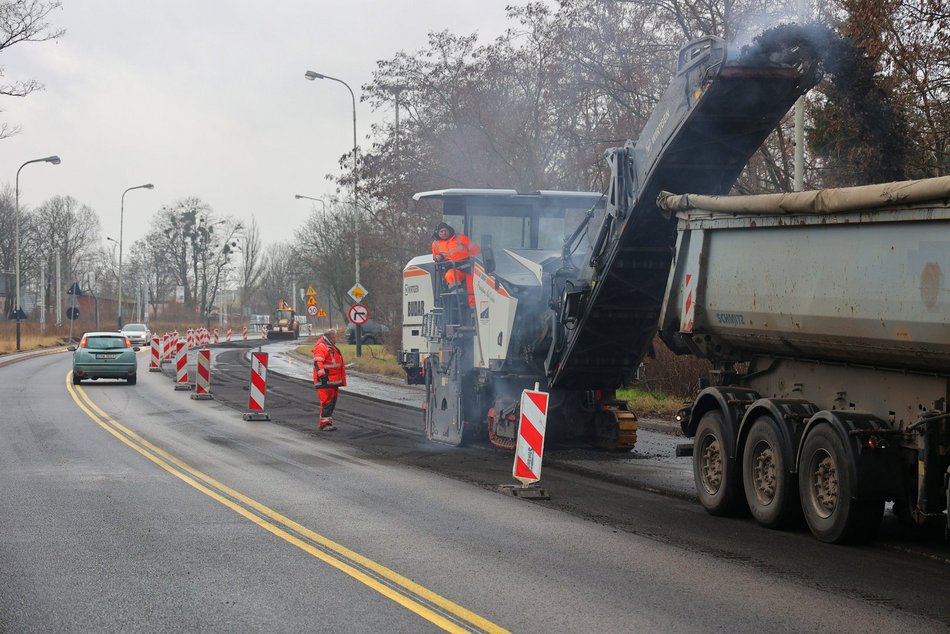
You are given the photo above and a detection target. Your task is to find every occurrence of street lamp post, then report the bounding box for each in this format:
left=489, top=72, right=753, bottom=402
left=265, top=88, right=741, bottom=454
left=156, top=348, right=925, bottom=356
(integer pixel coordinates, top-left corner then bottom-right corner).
left=294, top=194, right=327, bottom=212
left=118, top=184, right=154, bottom=329
left=14, top=155, right=61, bottom=352
left=304, top=69, right=363, bottom=357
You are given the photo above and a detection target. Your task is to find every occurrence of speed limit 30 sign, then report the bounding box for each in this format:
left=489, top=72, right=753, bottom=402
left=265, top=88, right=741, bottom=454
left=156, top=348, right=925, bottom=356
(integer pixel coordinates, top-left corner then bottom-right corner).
left=348, top=303, right=370, bottom=325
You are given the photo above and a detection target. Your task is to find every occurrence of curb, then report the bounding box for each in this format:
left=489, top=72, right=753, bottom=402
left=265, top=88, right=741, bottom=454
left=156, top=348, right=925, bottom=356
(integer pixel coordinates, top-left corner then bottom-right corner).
left=0, top=346, right=68, bottom=369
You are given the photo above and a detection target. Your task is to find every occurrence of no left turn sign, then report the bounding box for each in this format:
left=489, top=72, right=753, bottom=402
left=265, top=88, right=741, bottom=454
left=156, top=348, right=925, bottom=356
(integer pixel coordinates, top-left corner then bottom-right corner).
left=348, top=303, right=370, bottom=325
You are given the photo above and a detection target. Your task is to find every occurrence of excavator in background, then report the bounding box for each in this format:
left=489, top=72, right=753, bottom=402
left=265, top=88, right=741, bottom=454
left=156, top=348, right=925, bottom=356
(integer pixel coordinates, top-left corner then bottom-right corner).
left=266, top=299, right=300, bottom=340
left=400, top=27, right=825, bottom=450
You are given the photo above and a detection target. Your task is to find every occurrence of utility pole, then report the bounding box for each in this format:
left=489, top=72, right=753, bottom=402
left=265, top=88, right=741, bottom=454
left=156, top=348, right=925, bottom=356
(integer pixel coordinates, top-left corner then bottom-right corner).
left=55, top=252, right=62, bottom=327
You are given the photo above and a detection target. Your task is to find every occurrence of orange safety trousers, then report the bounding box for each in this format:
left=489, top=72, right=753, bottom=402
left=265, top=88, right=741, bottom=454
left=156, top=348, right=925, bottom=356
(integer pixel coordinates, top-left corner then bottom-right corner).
left=445, top=267, right=475, bottom=307
left=317, top=387, right=339, bottom=419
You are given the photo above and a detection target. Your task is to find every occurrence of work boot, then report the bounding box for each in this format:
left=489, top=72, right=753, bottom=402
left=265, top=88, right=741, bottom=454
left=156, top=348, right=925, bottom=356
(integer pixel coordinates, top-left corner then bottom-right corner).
left=319, top=418, right=337, bottom=432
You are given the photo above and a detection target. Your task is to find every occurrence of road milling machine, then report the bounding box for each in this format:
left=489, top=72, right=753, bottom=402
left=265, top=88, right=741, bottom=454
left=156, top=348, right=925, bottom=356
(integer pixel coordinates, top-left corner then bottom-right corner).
left=400, top=27, right=825, bottom=450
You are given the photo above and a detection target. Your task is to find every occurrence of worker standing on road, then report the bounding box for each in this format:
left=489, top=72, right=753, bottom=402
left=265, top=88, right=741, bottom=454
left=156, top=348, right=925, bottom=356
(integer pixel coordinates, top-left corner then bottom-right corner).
left=312, top=329, right=347, bottom=431
left=431, top=222, right=480, bottom=308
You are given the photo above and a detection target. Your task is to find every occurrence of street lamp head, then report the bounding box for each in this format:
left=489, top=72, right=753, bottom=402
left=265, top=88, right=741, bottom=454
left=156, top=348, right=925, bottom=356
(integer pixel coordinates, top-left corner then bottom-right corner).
left=304, top=70, right=325, bottom=81
left=45, top=155, right=61, bottom=165
left=294, top=194, right=305, bottom=199
left=143, top=183, right=154, bottom=189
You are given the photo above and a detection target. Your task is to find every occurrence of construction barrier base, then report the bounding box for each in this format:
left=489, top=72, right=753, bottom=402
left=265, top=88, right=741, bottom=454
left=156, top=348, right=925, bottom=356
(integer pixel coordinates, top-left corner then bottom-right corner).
left=497, top=484, right=550, bottom=500
left=243, top=411, right=270, bottom=421
left=148, top=367, right=162, bottom=373
left=174, top=383, right=194, bottom=391
left=190, top=393, right=214, bottom=400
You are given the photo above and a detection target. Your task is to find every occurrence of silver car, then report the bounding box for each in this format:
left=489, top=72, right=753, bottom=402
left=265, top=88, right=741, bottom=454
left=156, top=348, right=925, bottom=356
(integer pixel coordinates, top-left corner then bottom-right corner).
left=120, top=323, right=151, bottom=346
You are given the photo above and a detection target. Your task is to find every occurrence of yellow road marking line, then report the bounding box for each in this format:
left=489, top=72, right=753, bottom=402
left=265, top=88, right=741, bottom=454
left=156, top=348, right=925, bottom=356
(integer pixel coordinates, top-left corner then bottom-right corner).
left=66, top=372, right=508, bottom=634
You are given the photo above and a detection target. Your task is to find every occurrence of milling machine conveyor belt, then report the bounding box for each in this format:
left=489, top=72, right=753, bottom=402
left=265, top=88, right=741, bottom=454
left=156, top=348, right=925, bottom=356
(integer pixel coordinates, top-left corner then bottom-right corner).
left=550, top=29, right=823, bottom=390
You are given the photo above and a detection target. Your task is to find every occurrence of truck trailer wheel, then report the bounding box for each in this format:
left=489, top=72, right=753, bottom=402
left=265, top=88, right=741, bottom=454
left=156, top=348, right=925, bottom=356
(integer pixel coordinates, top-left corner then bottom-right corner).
left=742, top=416, right=798, bottom=528
left=694, top=410, right=742, bottom=516
left=798, top=424, right=883, bottom=543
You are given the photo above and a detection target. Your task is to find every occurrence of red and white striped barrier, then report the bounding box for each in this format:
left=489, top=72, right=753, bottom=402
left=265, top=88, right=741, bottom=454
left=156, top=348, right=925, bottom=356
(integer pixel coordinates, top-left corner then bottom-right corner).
left=168, top=332, right=179, bottom=361
left=499, top=386, right=550, bottom=499
left=190, top=349, right=213, bottom=400
left=161, top=334, right=170, bottom=363
left=213, top=328, right=219, bottom=344
left=149, top=335, right=162, bottom=372
left=174, top=340, right=192, bottom=390
left=242, top=326, right=248, bottom=341
left=243, top=352, right=270, bottom=421
left=186, top=329, right=195, bottom=349
left=226, top=327, right=232, bottom=342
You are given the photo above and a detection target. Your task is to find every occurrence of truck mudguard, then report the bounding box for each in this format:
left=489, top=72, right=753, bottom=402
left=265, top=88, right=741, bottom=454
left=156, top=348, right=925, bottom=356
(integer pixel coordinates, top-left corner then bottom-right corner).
left=686, top=386, right=760, bottom=458
left=798, top=411, right=903, bottom=501
left=737, top=398, right=820, bottom=476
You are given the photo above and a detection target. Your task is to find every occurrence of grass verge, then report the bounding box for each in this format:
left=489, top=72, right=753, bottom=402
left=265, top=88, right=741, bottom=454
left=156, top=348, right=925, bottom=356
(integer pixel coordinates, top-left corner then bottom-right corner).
left=295, top=341, right=405, bottom=379
left=616, top=387, right=686, bottom=418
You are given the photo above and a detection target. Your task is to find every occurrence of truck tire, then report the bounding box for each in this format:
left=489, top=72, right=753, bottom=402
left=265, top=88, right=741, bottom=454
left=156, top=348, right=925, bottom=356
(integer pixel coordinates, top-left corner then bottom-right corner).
left=694, top=410, right=742, bottom=516
left=798, top=423, right=883, bottom=543
left=742, top=416, right=798, bottom=528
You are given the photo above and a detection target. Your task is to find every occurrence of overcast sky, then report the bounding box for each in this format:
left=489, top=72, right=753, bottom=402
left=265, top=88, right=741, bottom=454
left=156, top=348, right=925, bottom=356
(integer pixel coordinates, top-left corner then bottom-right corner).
left=0, top=0, right=522, bottom=250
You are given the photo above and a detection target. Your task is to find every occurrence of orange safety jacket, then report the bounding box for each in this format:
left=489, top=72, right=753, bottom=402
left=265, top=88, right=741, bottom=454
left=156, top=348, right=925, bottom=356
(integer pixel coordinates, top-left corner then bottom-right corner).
left=312, top=336, right=347, bottom=386
left=432, top=233, right=480, bottom=267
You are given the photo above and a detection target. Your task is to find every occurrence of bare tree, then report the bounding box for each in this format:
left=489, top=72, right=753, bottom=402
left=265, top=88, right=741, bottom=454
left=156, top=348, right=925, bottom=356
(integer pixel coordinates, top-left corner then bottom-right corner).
left=24, top=195, right=100, bottom=318
left=258, top=243, right=297, bottom=317
left=292, top=203, right=356, bottom=325
left=238, top=216, right=264, bottom=316
left=0, top=0, right=65, bottom=139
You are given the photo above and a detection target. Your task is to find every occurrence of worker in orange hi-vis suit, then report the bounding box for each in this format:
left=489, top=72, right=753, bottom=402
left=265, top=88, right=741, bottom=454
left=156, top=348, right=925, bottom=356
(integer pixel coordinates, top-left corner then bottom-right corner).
left=431, top=222, right=480, bottom=308
left=312, top=329, right=347, bottom=431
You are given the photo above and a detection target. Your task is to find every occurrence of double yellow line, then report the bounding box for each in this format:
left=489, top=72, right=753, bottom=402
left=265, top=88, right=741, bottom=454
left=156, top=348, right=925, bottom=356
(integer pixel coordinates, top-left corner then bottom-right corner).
left=66, top=373, right=508, bottom=634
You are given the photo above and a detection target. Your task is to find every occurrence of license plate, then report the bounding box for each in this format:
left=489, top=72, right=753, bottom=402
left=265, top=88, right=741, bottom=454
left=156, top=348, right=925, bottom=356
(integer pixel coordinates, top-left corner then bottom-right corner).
left=96, top=353, right=117, bottom=359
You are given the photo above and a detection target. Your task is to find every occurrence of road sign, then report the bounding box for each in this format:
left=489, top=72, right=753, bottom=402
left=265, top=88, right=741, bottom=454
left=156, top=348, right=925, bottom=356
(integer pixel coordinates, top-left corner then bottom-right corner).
left=317, top=308, right=327, bottom=318
left=347, top=303, right=370, bottom=325
left=66, top=307, right=80, bottom=321
left=8, top=307, right=26, bottom=320
left=347, top=283, right=368, bottom=303
left=306, top=286, right=317, bottom=297
left=513, top=388, right=549, bottom=486
left=307, top=305, right=318, bottom=317
left=306, top=295, right=317, bottom=306
left=67, top=282, right=82, bottom=296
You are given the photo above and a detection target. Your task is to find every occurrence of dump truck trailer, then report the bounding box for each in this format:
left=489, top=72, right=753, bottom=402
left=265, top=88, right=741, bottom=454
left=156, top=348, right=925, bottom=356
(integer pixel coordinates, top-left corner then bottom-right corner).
left=656, top=177, right=950, bottom=543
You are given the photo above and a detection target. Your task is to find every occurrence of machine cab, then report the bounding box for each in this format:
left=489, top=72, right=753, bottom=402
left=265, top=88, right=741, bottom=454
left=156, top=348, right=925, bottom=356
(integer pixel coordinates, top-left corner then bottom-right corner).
left=399, top=189, right=604, bottom=383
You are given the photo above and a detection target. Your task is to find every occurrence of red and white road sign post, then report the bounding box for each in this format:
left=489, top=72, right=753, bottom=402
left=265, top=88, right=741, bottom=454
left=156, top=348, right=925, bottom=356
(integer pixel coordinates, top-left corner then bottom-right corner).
left=501, top=385, right=551, bottom=499
left=226, top=327, right=232, bottom=342
left=243, top=352, right=270, bottom=421
left=174, top=340, right=192, bottom=390
left=149, top=336, right=162, bottom=372
left=190, top=349, right=213, bottom=400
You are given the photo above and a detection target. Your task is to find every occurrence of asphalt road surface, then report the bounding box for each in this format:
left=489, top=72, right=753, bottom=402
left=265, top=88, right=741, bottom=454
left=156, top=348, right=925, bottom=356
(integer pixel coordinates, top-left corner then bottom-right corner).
left=1, top=343, right=948, bottom=632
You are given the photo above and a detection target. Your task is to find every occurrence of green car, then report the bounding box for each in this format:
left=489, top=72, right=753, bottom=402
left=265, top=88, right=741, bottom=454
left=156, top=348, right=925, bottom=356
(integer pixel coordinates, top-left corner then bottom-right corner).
left=69, top=331, right=140, bottom=385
